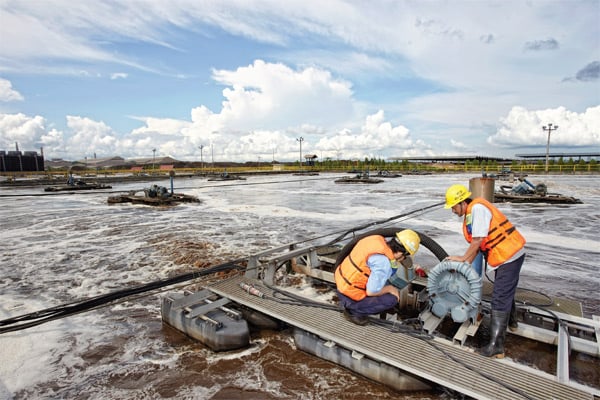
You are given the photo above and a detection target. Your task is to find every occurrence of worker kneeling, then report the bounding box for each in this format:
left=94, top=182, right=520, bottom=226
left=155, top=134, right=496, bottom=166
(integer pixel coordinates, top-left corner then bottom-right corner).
left=335, top=230, right=420, bottom=326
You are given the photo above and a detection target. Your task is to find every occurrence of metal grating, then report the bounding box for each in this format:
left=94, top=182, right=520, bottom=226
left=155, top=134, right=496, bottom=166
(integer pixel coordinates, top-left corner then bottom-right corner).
left=208, top=274, right=594, bottom=400
left=482, top=282, right=583, bottom=317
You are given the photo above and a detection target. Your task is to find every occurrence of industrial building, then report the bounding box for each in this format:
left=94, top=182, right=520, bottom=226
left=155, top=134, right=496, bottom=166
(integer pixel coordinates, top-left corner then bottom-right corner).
left=0, top=150, right=45, bottom=172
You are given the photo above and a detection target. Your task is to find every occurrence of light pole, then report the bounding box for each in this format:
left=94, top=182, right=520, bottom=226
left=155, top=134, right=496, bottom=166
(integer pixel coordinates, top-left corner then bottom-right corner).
left=198, top=145, right=204, bottom=170
left=542, top=123, right=558, bottom=174
left=297, top=136, right=304, bottom=170
left=152, top=148, right=156, bottom=171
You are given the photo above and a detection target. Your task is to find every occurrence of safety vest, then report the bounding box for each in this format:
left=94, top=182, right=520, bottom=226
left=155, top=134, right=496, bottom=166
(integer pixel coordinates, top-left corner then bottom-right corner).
left=463, top=198, right=526, bottom=267
left=335, top=235, right=395, bottom=301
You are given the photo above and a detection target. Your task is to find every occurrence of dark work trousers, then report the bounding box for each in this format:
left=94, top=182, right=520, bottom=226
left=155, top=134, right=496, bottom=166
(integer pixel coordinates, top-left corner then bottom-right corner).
left=491, top=254, right=526, bottom=312
left=337, top=290, right=398, bottom=317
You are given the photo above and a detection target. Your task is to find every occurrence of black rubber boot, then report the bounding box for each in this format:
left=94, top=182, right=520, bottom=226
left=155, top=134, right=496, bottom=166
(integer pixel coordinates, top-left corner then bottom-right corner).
left=343, top=309, right=369, bottom=326
left=479, top=310, right=509, bottom=358
left=508, top=301, right=518, bottom=332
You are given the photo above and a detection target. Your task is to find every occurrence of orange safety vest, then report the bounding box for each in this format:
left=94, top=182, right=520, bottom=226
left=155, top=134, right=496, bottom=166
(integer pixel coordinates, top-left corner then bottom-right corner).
left=335, top=235, right=395, bottom=301
left=463, top=198, right=526, bottom=267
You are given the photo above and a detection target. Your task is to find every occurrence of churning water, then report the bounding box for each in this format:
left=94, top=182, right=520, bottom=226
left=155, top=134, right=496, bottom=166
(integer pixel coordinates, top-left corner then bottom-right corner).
left=1, top=173, right=598, bottom=399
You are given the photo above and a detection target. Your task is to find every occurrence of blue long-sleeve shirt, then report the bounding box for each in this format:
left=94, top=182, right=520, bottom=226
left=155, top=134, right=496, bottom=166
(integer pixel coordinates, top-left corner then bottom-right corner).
left=365, top=254, right=393, bottom=294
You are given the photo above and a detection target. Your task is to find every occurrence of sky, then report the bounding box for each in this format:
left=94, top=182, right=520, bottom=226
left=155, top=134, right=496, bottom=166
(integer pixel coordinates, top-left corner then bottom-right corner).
left=0, top=0, right=599, bottom=163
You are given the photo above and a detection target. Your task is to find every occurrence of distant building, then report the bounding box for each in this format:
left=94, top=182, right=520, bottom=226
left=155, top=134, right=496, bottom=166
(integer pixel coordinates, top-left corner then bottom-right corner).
left=304, top=154, right=318, bottom=166
left=0, top=150, right=45, bottom=172
left=515, top=152, right=599, bottom=162
left=43, top=155, right=183, bottom=170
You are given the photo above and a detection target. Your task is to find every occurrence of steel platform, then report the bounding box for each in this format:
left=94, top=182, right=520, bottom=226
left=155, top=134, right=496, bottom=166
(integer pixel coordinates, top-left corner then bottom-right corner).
left=207, top=274, right=596, bottom=400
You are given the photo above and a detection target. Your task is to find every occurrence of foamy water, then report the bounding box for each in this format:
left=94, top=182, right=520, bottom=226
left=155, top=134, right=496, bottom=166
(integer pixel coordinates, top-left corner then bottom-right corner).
left=1, top=173, right=598, bottom=399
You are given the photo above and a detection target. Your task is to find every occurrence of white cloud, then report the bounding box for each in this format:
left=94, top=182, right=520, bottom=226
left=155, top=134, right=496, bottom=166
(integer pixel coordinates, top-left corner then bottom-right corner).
left=451, top=139, right=467, bottom=150
left=314, top=110, right=416, bottom=159
left=110, top=73, right=128, bottom=80
left=0, top=78, right=24, bottom=102
left=488, top=106, right=600, bottom=148
left=64, top=116, right=118, bottom=157
left=0, top=113, right=46, bottom=149
left=2, top=57, right=598, bottom=162
left=0, top=2, right=598, bottom=160
left=130, top=117, right=190, bottom=137
left=0, top=6, right=116, bottom=66
left=212, top=60, right=355, bottom=130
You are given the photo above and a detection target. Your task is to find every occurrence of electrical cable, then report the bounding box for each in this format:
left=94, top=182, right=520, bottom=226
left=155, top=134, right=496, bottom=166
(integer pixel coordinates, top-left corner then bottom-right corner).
left=0, top=199, right=443, bottom=334
left=0, top=262, right=245, bottom=334
left=479, top=257, right=572, bottom=357
left=0, top=175, right=333, bottom=197
left=325, top=201, right=445, bottom=245
left=251, top=280, right=536, bottom=399
left=1, top=180, right=582, bottom=397
left=422, top=339, right=537, bottom=400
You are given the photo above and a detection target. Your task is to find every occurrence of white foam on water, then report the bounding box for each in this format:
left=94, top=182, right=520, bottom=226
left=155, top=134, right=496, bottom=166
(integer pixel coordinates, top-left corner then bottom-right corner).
left=1, top=173, right=598, bottom=398
left=204, top=338, right=269, bottom=364
left=0, top=309, right=66, bottom=394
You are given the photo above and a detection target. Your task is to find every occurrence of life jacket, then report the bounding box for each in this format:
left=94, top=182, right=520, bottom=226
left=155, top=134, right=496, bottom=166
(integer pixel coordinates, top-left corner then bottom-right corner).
left=335, top=235, right=395, bottom=301
left=463, top=198, right=526, bottom=267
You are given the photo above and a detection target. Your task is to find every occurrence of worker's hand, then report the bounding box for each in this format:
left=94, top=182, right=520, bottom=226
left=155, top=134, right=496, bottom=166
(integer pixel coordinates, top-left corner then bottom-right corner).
left=414, top=265, right=427, bottom=278
left=386, top=285, right=400, bottom=301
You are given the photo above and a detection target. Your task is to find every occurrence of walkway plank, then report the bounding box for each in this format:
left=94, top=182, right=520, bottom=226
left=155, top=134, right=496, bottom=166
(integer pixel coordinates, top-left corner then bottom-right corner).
left=208, top=275, right=594, bottom=400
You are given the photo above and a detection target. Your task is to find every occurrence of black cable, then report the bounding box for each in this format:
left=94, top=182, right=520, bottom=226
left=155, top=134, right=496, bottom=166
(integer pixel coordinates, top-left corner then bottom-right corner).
left=256, top=273, right=544, bottom=399
left=325, top=201, right=445, bottom=245
left=0, top=176, right=333, bottom=197
left=261, top=280, right=533, bottom=398
left=482, top=259, right=554, bottom=308
left=0, top=200, right=443, bottom=333
left=423, top=339, right=536, bottom=400
left=0, top=262, right=245, bottom=334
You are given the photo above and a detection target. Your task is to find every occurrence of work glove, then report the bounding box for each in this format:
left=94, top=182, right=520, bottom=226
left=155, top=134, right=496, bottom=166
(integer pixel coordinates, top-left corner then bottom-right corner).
left=414, top=265, right=427, bottom=278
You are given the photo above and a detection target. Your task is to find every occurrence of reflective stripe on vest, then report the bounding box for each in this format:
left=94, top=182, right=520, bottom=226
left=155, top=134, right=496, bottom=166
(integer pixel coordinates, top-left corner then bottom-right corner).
left=463, top=198, right=526, bottom=267
left=335, top=235, right=395, bottom=301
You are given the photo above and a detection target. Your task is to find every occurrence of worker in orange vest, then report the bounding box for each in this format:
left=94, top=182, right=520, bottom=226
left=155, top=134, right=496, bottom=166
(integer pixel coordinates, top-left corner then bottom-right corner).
left=444, top=184, right=526, bottom=358
left=335, top=230, right=421, bottom=325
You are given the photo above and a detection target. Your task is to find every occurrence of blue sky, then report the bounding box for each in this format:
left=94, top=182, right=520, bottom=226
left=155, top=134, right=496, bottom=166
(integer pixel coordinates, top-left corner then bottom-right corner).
left=1, top=0, right=599, bottom=162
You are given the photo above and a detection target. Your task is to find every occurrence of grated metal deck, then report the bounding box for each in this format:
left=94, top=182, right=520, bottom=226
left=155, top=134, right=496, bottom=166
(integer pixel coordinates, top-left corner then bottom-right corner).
left=208, top=274, right=594, bottom=400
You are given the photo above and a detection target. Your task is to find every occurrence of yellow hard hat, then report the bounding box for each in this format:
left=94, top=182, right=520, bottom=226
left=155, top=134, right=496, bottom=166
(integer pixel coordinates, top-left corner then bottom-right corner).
left=395, top=229, right=420, bottom=255
left=444, top=184, right=471, bottom=209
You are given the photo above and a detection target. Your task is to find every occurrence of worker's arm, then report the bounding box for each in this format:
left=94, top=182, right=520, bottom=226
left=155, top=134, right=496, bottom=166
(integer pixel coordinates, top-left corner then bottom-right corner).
left=446, top=237, right=484, bottom=264
left=365, top=254, right=400, bottom=300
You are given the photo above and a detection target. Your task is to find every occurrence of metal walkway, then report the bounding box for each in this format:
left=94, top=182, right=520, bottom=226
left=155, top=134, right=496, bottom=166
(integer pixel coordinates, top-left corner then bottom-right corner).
left=207, top=274, right=596, bottom=400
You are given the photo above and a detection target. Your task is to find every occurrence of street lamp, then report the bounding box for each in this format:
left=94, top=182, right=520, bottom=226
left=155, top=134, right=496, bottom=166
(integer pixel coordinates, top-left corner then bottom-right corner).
left=152, top=148, right=156, bottom=171
left=297, top=136, right=304, bottom=170
left=198, top=145, right=204, bottom=170
left=542, top=123, right=558, bottom=174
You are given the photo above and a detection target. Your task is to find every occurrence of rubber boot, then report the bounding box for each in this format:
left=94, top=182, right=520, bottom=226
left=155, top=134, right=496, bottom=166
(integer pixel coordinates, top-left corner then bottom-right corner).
left=342, top=309, right=369, bottom=326
left=479, top=310, right=509, bottom=358
left=508, top=301, right=518, bottom=332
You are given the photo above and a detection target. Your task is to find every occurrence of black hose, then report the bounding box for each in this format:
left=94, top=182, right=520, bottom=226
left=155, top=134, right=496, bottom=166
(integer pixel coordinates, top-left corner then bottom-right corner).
left=0, top=201, right=445, bottom=334
left=333, top=227, right=448, bottom=267
left=326, top=201, right=445, bottom=246
left=0, top=261, right=244, bottom=334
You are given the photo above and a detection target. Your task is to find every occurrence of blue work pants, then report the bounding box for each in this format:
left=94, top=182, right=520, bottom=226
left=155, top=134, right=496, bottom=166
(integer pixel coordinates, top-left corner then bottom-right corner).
left=337, top=291, right=398, bottom=317
left=491, top=254, right=525, bottom=312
